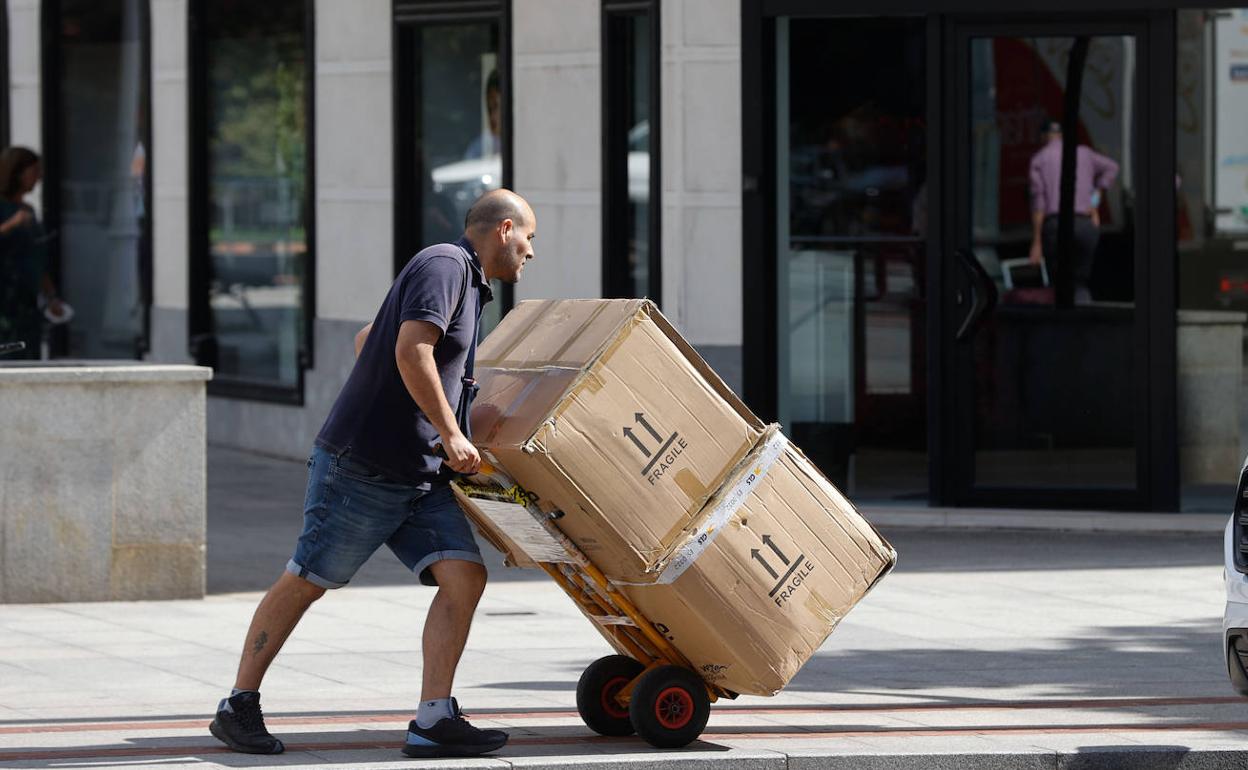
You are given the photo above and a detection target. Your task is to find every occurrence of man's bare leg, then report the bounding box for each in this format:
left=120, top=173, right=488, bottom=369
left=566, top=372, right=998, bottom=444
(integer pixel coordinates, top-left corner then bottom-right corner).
left=420, top=560, right=487, bottom=700
left=234, top=571, right=327, bottom=691
left=211, top=572, right=325, bottom=755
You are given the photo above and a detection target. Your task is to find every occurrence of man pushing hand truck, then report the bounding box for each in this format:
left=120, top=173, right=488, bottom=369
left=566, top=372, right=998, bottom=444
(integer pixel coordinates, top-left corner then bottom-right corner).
left=208, top=190, right=537, bottom=759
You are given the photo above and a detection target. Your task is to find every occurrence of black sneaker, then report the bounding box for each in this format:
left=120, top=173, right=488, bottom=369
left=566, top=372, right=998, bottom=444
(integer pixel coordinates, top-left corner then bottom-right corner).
left=209, top=691, right=285, bottom=754
left=401, top=699, right=508, bottom=758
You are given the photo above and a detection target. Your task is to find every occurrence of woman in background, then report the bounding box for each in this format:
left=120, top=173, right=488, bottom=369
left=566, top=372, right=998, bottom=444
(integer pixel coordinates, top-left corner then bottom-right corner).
left=0, top=146, right=61, bottom=359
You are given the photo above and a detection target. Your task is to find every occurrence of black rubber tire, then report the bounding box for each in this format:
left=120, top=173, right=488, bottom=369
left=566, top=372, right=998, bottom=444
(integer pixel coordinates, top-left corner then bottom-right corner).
left=628, top=664, right=711, bottom=749
left=576, top=655, right=645, bottom=736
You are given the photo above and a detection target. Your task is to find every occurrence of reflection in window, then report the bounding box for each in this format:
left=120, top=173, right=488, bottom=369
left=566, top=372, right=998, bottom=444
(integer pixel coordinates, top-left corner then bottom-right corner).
left=966, top=34, right=1139, bottom=492
left=412, top=22, right=504, bottom=333
left=969, top=35, right=1133, bottom=307
left=777, top=17, right=926, bottom=500
left=57, top=0, right=150, bottom=358
left=604, top=3, right=658, bottom=301
left=1177, top=9, right=1248, bottom=509
left=200, top=0, right=309, bottom=390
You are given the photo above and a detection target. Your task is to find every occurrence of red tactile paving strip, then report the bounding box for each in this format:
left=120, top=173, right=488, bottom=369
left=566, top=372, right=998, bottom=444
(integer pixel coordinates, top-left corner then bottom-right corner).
left=3, top=695, right=1246, bottom=735
left=3, top=696, right=1247, bottom=762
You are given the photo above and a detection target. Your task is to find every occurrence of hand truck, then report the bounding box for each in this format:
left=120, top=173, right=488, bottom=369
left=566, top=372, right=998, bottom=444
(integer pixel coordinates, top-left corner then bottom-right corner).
left=454, top=458, right=736, bottom=749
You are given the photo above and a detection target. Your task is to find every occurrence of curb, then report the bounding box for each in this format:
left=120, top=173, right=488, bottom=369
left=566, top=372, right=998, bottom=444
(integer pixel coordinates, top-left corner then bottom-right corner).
left=787, top=748, right=1248, bottom=769
left=9, top=748, right=1242, bottom=770
left=862, top=507, right=1227, bottom=535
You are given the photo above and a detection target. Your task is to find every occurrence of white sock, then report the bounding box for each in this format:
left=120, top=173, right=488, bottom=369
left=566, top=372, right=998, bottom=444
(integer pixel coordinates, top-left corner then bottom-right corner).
left=416, top=697, right=454, bottom=729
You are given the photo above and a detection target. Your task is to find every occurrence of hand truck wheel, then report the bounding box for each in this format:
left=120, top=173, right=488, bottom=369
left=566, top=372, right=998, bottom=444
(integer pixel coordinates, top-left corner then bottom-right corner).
left=576, top=655, right=645, bottom=736
left=627, top=664, right=711, bottom=748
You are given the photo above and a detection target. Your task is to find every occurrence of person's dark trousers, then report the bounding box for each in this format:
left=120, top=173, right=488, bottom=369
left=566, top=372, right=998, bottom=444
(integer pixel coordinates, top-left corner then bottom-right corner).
left=1042, top=214, right=1099, bottom=301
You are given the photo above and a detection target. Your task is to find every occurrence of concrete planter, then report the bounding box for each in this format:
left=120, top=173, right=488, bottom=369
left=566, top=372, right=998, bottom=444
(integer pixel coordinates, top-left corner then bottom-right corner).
left=0, top=362, right=212, bottom=603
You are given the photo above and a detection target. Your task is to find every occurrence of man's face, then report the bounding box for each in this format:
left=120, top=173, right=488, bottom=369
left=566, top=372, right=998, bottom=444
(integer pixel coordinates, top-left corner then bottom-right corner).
left=486, top=88, right=502, bottom=136
left=21, top=163, right=41, bottom=194
left=491, top=213, right=536, bottom=284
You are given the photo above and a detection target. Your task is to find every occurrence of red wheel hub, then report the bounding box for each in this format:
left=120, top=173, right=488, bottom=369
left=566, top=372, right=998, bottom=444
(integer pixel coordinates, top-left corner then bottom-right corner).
left=601, top=676, right=630, bottom=719
left=654, top=686, right=695, bottom=729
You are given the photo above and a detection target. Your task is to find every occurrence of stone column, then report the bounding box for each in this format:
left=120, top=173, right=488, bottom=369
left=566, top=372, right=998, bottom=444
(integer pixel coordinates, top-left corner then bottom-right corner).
left=1177, top=309, right=1247, bottom=485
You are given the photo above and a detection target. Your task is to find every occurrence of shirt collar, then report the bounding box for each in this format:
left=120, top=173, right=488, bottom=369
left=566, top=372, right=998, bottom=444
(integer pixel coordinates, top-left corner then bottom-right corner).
left=455, top=236, right=493, bottom=302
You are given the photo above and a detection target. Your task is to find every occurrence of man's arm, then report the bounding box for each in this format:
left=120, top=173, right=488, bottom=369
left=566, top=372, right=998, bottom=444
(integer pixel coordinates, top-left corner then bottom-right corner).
left=1029, top=209, right=1046, bottom=264
left=394, top=319, right=480, bottom=474
left=354, top=322, right=373, bottom=358
left=1089, top=149, right=1119, bottom=191
left=1029, top=158, right=1047, bottom=264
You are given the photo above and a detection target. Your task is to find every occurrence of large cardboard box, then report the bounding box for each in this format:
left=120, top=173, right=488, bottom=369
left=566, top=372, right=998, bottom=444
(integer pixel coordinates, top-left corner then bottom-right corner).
left=618, top=427, right=895, bottom=695
left=470, top=299, right=765, bottom=582
left=461, top=299, right=895, bottom=696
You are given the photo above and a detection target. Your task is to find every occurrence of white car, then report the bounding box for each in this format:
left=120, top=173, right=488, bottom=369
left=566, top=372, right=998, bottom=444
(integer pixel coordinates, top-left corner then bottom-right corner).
left=1224, top=456, right=1248, bottom=694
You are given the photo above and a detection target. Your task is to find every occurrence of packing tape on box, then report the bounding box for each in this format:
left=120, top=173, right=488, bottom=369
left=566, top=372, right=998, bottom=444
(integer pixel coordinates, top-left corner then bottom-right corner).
left=548, top=301, right=613, bottom=363
left=479, top=366, right=580, bottom=444
left=649, top=430, right=789, bottom=585
left=476, top=300, right=552, bottom=367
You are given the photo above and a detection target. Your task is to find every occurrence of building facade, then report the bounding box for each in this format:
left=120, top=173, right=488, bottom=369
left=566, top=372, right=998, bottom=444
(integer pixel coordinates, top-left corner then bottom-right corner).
left=7, top=0, right=1247, bottom=513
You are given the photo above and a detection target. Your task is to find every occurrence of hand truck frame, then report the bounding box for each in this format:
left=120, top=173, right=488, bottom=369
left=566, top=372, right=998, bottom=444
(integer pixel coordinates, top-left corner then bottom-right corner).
left=454, top=458, right=736, bottom=748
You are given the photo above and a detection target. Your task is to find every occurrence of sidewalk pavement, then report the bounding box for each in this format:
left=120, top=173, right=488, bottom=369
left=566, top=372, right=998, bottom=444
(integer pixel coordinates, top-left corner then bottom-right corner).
left=0, top=445, right=1244, bottom=769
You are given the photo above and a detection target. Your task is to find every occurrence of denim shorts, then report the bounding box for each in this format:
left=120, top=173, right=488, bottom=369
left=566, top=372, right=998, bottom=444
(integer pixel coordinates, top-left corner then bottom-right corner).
left=287, top=446, right=483, bottom=589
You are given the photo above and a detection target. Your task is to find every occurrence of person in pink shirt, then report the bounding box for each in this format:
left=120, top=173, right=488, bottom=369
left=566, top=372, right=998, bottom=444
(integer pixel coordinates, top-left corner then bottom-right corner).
left=1027, top=119, right=1119, bottom=303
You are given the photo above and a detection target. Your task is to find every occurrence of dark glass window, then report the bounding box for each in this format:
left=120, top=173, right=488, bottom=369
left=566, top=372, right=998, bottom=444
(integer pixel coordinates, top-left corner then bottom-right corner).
left=776, top=17, right=927, bottom=500
left=47, top=0, right=152, bottom=359
left=395, top=1, right=511, bottom=336
left=190, top=0, right=313, bottom=399
left=603, top=1, right=659, bottom=302
left=963, top=33, right=1139, bottom=493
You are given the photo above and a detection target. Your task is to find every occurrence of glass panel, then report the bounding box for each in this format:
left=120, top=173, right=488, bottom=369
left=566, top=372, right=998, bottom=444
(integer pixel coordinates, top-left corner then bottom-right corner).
left=777, top=17, right=928, bottom=500
left=966, top=34, right=1137, bottom=489
left=417, top=22, right=503, bottom=333
left=58, top=0, right=147, bottom=359
left=1176, top=9, right=1248, bottom=510
left=611, top=12, right=652, bottom=299
left=204, top=0, right=308, bottom=388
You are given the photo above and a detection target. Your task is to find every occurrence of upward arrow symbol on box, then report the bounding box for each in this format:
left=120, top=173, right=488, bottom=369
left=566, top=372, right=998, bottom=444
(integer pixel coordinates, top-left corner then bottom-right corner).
left=761, top=534, right=790, bottom=566
left=623, top=427, right=651, bottom=457
left=751, top=549, right=780, bottom=580
left=635, top=412, right=663, bottom=443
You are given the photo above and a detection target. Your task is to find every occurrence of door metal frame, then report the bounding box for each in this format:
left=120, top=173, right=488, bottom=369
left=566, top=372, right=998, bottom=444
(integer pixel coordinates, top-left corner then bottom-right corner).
left=942, top=13, right=1176, bottom=511
left=742, top=2, right=1177, bottom=510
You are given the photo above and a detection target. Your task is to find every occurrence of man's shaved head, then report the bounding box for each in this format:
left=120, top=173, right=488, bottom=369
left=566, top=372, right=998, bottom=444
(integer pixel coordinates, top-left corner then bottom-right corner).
left=462, top=188, right=537, bottom=284
left=465, top=189, right=532, bottom=232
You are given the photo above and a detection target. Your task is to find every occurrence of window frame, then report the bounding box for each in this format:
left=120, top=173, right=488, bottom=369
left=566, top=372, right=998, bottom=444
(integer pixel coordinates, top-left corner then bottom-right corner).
left=187, top=0, right=317, bottom=404
left=601, top=0, right=661, bottom=302
left=392, top=0, right=514, bottom=316
left=0, top=0, right=8, bottom=150
left=40, top=0, right=154, bottom=358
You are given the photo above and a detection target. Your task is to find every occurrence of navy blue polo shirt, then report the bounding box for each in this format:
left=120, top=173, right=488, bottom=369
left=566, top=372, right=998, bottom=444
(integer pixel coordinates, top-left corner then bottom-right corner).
left=316, top=236, right=492, bottom=485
